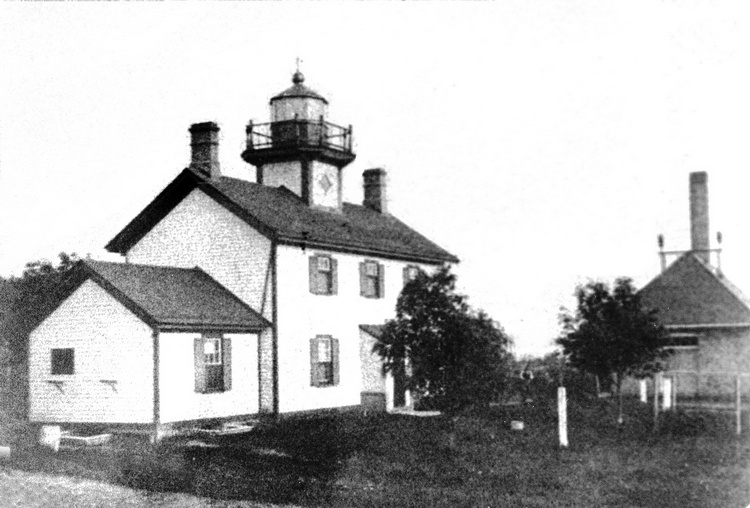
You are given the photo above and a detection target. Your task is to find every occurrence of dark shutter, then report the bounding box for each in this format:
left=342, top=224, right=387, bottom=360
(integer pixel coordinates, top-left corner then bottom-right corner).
left=309, top=256, right=317, bottom=294
left=194, top=338, right=206, bottom=393
left=359, top=262, right=367, bottom=296
left=331, top=258, right=338, bottom=295
left=222, top=337, right=232, bottom=392
left=332, top=338, right=340, bottom=386
left=310, top=337, right=319, bottom=386
left=403, top=266, right=410, bottom=286
left=378, top=263, right=385, bottom=299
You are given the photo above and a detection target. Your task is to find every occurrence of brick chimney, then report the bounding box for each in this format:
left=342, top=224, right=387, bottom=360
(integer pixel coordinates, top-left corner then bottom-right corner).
left=363, top=168, right=387, bottom=214
left=189, top=122, right=221, bottom=179
left=689, top=171, right=709, bottom=263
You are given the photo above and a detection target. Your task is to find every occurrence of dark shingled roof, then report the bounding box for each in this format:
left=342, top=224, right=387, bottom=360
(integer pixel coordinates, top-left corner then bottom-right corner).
left=639, top=253, right=750, bottom=327
left=106, top=168, right=458, bottom=265
left=70, top=260, right=269, bottom=332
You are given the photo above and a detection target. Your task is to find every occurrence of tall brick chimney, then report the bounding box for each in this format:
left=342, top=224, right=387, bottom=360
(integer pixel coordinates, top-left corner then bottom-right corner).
left=189, top=122, right=221, bottom=179
left=363, top=168, right=387, bottom=214
left=689, top=171, right=709, bottom=263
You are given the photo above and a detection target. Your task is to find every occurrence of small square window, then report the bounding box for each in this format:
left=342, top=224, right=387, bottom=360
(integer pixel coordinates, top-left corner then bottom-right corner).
left=51, top=348, right=74, bottom=375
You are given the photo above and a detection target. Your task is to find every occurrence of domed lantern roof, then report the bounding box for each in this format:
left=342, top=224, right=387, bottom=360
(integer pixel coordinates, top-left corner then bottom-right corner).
left=270, top=71, right=328, bottom=122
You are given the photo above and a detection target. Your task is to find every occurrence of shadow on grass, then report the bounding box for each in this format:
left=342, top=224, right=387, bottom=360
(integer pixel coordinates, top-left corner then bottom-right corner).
left=5, top=412, right=390, bottom=506
left=5, top=400, right=750, bottom=507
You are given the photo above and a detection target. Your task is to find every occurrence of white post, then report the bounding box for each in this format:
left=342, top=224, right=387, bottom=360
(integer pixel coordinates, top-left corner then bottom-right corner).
left=662, top=378, right=672, bottom=410
left=639, top=379, right=647, bottom=403
left=385, top=372, right=394, bottom=412
left=653, top=373, right=661, bottom=431
left=558, top=386, right=568, bottom=448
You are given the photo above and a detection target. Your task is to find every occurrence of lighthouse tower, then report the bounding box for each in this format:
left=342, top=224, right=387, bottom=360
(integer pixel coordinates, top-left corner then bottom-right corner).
left=242, top=71, right=355, bottom=210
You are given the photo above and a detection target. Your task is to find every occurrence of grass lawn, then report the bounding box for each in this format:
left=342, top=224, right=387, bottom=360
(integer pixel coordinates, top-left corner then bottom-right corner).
left=2, top=397, right=750, bottom=508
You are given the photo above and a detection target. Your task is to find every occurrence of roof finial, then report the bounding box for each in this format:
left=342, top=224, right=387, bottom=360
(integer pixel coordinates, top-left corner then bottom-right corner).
left=293, top=57, right=304, bottom=85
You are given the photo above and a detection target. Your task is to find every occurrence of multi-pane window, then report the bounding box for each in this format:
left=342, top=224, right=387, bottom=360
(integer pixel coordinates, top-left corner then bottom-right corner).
left=51, top=348, right=74, bottom=375
left=203, top=338, right=224, bottom=392
left=310, top=335, right=339, bottom=387
left=317, top=338, right=333, bottom=385
left=194, top=336, right=232, bottom=393
left=309, top=254, right=338, bottom=295
left=404, top=265, right=420, bottom=284
left=360, top=260, right=384, bottom=298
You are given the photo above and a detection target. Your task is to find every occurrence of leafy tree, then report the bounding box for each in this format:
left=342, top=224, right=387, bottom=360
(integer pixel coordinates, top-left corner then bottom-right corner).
left=556, top=277, right=669, bottom=423
left=373, top=265, right=512, bottom=416
left=0, top=253, right=79, bottom=415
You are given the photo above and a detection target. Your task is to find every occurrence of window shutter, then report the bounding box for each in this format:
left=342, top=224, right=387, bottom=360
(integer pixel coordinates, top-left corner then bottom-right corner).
left=378, top=263, right=385, bottom=299
left=331, top=258, right=338, bottom=295
left=359, top=262, right=367, bottom=296
left=332, top=338, right=340, bottom=386
left=194, top=338, right=206, bottom=393
left=403, top=266, right=410, bottom=286
left=310, top=337, right=319, bottom=386
left=222, top=337, right=232, bottom=391
left=309, top=256, right=318, bottom=294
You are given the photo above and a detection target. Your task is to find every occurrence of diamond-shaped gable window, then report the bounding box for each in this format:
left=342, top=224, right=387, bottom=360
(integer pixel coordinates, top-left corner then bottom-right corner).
left=319, top=174, right=333, bottom=193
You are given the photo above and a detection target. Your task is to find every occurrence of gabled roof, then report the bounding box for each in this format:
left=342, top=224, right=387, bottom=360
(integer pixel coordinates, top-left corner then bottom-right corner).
left=106, top=168, right=458, bottom=265
left=60, top=260, right=270, bottom=333
left=639, top=253, right=750, bottom=327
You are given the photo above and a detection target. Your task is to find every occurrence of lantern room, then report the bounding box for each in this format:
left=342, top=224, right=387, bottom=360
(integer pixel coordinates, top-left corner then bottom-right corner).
left=241, top=70, right=356, bottom=210
left=270, top=71, right=328, bottom=122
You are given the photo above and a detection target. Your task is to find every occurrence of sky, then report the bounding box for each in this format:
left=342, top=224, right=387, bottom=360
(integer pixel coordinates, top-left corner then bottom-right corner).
left=2, top=2, right=750, bottom=357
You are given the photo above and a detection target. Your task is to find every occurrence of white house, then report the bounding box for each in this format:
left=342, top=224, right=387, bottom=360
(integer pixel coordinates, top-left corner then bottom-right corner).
left=28, top=71, right=458, bottom=440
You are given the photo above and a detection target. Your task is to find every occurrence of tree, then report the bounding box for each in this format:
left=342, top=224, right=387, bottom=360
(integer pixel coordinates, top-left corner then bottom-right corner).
left=373, top=265, right=512, bottom=416
left=0, top=253, right=79, bottom=415
left=556, top=277, right=669, bottom=424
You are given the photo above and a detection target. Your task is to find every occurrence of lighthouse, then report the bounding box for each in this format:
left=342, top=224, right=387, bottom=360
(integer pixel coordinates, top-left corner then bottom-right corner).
left=242, top=71, right=355, bottom=211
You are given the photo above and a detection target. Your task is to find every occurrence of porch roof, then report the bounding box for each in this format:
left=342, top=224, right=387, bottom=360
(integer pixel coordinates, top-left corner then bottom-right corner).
left=70, top=260, right=270, bottom=333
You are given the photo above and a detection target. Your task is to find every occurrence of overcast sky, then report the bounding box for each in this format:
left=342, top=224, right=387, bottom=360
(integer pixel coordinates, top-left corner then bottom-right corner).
left=2, top=2, right=750, bottom=356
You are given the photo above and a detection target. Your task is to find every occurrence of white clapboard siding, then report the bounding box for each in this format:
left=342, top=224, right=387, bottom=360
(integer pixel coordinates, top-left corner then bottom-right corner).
left=158, top=332, right=259, bottom=423
left=275, top=245, right=434, bottom=413
left=127, top=189, right=273, bottom=320
left=29, top=280, right=154, bottom=424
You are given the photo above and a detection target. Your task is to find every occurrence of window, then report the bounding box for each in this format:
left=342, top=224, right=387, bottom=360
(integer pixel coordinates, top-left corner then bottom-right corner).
left=310, top=335, right=339, bottom=387
left=194, top=336, right=232, bottom=393
left=403, top=265, right=421, bottom=285
left=309, top=254, right=338, bottom=295
left=360, top=260, right=384, bottom=298
left=51, top=348, right=74, bottom=375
